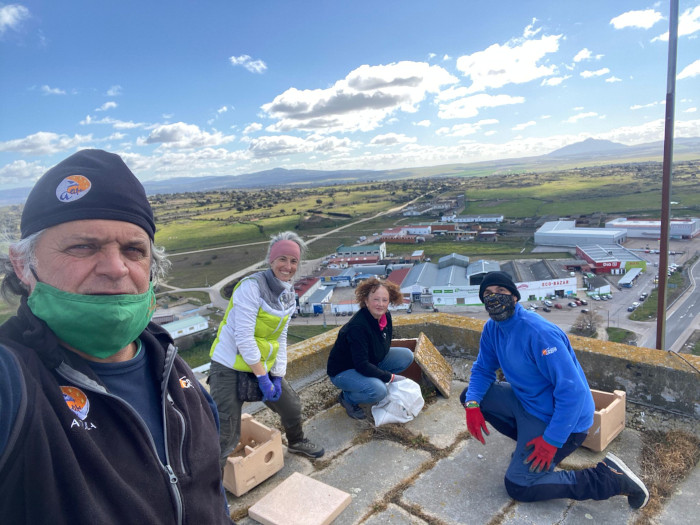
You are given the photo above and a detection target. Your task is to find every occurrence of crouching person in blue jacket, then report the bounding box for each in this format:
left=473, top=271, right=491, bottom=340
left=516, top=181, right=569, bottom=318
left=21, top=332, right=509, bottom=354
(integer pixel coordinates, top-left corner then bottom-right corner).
left=461, top=271, right=649, bottom=510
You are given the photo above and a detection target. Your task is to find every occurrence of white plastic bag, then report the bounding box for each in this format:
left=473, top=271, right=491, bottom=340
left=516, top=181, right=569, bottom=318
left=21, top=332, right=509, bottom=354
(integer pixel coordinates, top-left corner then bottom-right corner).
left=371, top=378, right=424, bottom=426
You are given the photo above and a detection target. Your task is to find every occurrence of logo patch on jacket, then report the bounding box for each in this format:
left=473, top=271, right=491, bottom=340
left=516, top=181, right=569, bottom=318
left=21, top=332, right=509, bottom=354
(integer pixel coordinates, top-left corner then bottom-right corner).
left=179, top=376, right=194, bottom=389
left=541, top=346, right=558, bottom=356
left=61, top=386, right=97, bottom=430
left=61, top=386, right=90, bottom=420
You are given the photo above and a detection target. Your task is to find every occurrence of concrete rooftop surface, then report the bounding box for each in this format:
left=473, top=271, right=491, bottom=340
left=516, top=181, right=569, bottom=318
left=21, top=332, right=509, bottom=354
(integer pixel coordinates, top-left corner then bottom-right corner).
left=216, top=314, right=700, bottom=525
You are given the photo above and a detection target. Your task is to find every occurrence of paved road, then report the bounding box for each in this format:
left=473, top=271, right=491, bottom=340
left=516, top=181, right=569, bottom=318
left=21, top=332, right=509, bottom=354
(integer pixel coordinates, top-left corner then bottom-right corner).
left=159, top=198, right=420, bottom=310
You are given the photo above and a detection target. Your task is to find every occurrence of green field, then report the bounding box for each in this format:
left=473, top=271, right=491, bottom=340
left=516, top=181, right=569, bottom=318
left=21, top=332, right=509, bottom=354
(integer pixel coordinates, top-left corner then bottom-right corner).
left=2, top=160, right=699, bottom=295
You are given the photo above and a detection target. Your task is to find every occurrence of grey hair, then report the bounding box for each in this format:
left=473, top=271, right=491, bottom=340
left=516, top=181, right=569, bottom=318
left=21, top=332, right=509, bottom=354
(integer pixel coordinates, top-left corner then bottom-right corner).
left=265, top=231, right=307, bottom=264
left=0, top=229, right=171, bottom=301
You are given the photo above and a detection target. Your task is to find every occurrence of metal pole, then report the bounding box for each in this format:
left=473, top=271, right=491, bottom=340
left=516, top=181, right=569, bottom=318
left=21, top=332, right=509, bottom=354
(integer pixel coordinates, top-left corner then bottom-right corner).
left=655, top=0, right=679, bottom=350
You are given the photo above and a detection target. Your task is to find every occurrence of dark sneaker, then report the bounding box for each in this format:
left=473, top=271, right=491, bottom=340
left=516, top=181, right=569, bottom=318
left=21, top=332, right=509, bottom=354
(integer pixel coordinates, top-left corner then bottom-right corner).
left=287, top=438, right=325, bottom=458
left=603, top=453, right=649, bottom=509
left=338, top=392, right=366, bottom=420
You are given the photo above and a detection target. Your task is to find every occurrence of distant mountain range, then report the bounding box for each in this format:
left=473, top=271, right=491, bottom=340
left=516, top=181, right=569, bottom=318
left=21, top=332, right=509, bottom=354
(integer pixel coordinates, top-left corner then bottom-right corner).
left=3, top=137, right=700, bottom=205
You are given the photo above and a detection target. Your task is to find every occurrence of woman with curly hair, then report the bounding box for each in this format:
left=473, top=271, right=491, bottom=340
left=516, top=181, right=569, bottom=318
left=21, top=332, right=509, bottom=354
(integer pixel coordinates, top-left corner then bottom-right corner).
left=326, top=277, right=414, bottom=419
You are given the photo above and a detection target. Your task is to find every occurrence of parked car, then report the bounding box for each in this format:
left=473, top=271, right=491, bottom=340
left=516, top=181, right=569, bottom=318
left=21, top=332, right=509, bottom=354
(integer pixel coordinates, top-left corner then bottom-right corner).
left=543, top=300, right=553, bottom=307
left=641, top=292, right=649, bottom=298
left=568, top=302, right=578, bottom=307
left=554, top=303, right=563, bottom=309
left=581, top=308, right=589, bottom=314
left=573, top=299, right=582, bottom=306
left=579, top=299, right=588, bottom=305
left=632, top=302, right=640, bottom=308
left=542, top=306, right=551, bottom=312
left=627, top=305, right=636, bottom=312
left=639, top=295, right=646, bottom=301
left=592, top=295, right=600, bottom=301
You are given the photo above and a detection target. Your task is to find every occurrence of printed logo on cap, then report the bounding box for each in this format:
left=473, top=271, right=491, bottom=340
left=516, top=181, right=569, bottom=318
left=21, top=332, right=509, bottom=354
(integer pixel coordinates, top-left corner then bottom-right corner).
left=61, top=386, right=90, bottom=420
left=55, top=175, right=92, bottom=203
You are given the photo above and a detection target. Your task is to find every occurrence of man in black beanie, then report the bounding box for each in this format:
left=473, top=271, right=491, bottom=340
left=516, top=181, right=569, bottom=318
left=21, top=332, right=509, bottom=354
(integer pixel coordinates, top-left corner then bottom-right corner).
left=460, top=271, right=649, bottom=510
left=0, top=150, right=234, bottom=524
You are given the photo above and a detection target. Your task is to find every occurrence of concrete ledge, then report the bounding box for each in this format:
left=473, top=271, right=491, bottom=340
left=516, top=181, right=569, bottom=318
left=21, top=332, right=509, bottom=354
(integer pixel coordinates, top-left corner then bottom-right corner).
left=286, top=312, right=700, bottom=418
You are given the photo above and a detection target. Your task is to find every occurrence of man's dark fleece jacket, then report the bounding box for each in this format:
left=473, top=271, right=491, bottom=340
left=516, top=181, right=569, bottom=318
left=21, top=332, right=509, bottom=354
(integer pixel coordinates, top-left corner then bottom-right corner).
left=327, top=306, right=393, bottom=382
left=0, top=299, right=232, bottom=525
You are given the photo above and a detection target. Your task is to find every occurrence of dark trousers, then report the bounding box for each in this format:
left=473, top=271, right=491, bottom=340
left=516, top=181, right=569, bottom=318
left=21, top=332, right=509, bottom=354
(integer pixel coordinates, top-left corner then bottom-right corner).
left=481, top=382, right=621, bottom=502
left=208, top=361, right=303, bottom=469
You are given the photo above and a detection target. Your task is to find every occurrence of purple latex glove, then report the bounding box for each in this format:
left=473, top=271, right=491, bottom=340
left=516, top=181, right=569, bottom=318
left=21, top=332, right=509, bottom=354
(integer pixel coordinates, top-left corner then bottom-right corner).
left=256, top=374, right=276, bottom=402
left=271, top=376, right=283, bottom=402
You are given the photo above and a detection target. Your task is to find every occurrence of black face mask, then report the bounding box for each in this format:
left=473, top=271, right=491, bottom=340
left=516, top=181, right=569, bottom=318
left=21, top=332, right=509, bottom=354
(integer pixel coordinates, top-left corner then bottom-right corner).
left=483, top=293, right=516, bottom=321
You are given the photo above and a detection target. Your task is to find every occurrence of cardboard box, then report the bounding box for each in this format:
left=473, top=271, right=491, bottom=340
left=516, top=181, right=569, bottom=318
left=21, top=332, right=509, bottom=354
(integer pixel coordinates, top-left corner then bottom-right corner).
left=581, top=389, right=626, bottom=452
left=222, top=414, right=284, bottom=496
left=391, top=333, right=452, bottom=398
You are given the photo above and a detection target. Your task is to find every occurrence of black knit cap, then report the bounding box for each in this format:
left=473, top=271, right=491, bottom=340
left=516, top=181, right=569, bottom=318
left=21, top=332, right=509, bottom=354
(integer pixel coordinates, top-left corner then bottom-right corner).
left=20, top=149, right=155, bottom=240
left=479, top=271, right=521, bottom=302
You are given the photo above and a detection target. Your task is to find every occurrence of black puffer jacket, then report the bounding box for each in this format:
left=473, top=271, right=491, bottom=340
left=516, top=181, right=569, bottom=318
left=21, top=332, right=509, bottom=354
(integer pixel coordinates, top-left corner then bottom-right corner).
left=327, top=307, right=393, bottom=382
left=0, top=299, right=232, bottom=525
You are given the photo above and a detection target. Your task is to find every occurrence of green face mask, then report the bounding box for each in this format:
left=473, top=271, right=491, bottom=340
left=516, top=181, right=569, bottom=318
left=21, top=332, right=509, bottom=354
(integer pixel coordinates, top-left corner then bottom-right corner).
left=27, top=281, right=156, bottom=359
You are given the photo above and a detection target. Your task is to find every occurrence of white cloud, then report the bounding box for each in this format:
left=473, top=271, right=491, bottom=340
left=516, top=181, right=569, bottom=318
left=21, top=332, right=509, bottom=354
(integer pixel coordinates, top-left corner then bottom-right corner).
left=630, top=100, right=664, bottom=110
left=438, top=93, right=524, bottom=119
left=41, top=85, right=66, bottom=95
left=0, top=131, right=93, bottom=155
left=573, top=48, right=591, bottom=62
left=610, top=9, right=663, bottom=30
left=523, top=18, right=541, bottom=38
left=106, top=85, right=123, bottom=96
left=95, top=101, right=117, bottom=112
left=541, top=75, right=570, bottom=86
left=248, top=134, right=357, bottom=158
left=598, top=118, right=700, bottom=144
left=262, top=61, right=457, bottom=133
left=652, top=5, right=700, bottom=42
left=605, top=76, right=622, bottom=83
left=80, top=115, right=146, bottom=129
left=243, top=122, right=263, bottom=135
left=442, top=54, right=451, bottom=61
left=455, top=31, right=561, bottom=93
left=370, top=133, right=417, bottom=146
left=684, top=107, right=697, bottom=113
left=435, top=86, right=470, bottom=102
left=0, top=4, right=30, bottom=34
left=229, top=54, right=268, bottom=74
left=142, top=122, right=235, bottom=149
left=0, top=159, right=46, bottom=186
left=678, top=59, right=700, bottom=80
left=217, top=106, right=229, bottom=114
left=414, top=120, right=431, bottom=127
left=564, top=112, right=598, bottom=124
left=436, top=119, right=498, bottom=137
left=573, top=48, right=603, bottom=63
left=512, top=120, right=536, bottom=131
left=580, top=68, right=610, bottom=78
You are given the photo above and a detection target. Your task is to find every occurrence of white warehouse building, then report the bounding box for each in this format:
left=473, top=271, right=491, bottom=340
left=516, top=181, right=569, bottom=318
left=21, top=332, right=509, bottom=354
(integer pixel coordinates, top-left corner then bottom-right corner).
left=605, top=217, right=700, bottom=239
left=535, top=220, right=627, bottom=247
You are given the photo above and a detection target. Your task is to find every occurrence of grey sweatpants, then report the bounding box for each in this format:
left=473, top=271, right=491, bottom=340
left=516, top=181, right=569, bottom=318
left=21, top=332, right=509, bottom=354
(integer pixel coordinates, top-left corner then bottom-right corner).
left=208, top=360, right=304, bottom=469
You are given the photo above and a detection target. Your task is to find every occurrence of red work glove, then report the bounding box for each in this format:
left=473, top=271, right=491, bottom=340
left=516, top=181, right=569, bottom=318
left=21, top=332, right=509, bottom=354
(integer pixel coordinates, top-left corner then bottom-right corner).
left=464, top=404, right=490, bottom=444
left=525, top=435, right=558, bottom=473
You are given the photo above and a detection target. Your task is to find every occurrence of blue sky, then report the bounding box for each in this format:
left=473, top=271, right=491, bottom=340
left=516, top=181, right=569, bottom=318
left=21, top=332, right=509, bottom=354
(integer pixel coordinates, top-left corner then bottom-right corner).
left=1, top=1, right=699, bottom=190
